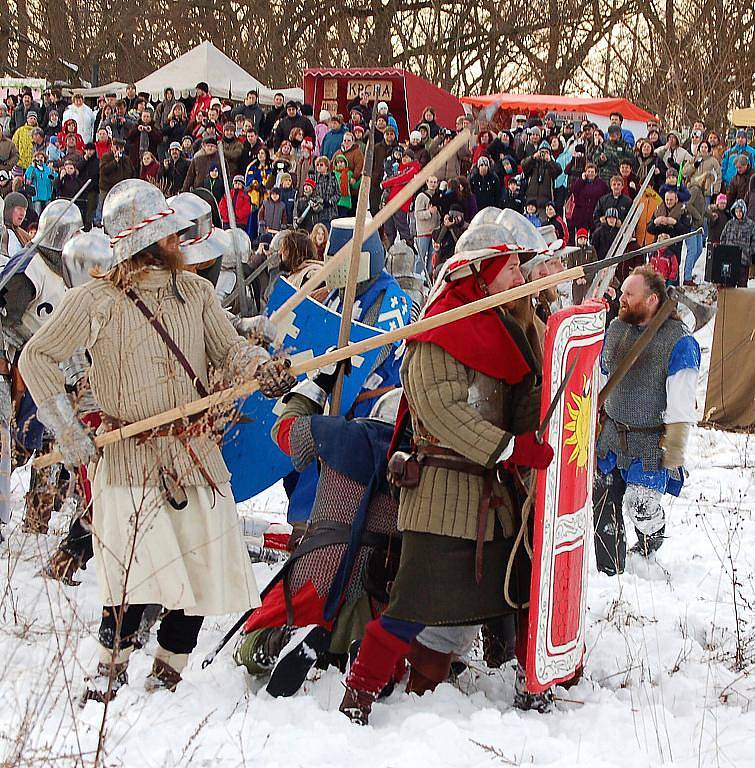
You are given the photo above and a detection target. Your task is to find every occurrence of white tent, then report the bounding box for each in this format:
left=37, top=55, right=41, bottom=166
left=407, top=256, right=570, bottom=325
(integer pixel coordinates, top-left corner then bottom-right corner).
left=134, top=41, right=303, bottom=106
left=76, top=81, right=129, bottom=99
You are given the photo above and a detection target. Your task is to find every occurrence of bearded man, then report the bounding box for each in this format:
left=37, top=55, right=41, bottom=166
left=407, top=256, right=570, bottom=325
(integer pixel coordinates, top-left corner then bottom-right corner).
left=593, top=265, right=700, bottom=575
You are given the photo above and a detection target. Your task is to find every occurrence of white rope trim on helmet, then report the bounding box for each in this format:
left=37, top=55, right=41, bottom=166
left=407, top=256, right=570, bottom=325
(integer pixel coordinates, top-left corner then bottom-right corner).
left=109, top=207, right=177, bottom=247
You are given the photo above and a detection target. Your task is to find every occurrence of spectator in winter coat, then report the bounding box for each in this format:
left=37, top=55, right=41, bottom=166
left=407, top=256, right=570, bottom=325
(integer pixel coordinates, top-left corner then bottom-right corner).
left=188, top=82, right=212, bottom=123
left=321, top=115, right=348, bottom=160
left=199, top=165, right=224, bottom=202
left=260, top=93, right=285, bottom=142
left=591, top=208, right=621, bottom=260
left=428, top=130, right=471, bottom=181
left=314, top=110, right=331, bottom=156
left=408, top=131, right=431, bottom=167
left=24, top=150, right=56, bottom=214
left=272, top=101, right=315, bottom=150
left=220, top=121, right=244, bottom=178
left=381, top=152, right=421, bottom=245
left=259, top=187, right=287, bottom=233
left=12, top=111, right=39, bottom=169
left=543, top=201, right=569, bottom=243
left=126, top=110, right=162, bottom=168
left=311, top=155, right=340, bottom=229
left=77, top=142, right=100, bottom=228
left=371, top=126, right=400, bottom=213
left=681, top=141, right=721, bottom=199
left=415, top=106, right=441, bottom=139
left=634, top=139, right=665, bottom=191
left=139, top=150, right=160, bottom=182
left=0, top=133, right=19, bottom=197
left=231, top=91, right=264, bottom=134
left=705, top=194, right=730, bottom=245
left=10, top=91, right=41, bottom=134
left=160, top=142, right=190, bottom=195
left=62, top=92, right=95, bottom=143
left=102, top=100, right=135, bottom=142
left=414, top=175, right=440, bottom=271
left=648, top=240, right=679, bottom=285
left=219, top=175, right=252, bottom=227
left=43, top=109, right=61, bottom=138
left=721, top=130, right=755, bottom=186
left=595, top=124, right=634, bottom=181
left=432, top=204, right=467, bottom=272
left=501, top=177, right=524, bottom=213
left=469, top=156, right=502, bottom=208
left=521, top=142, right=562, bottom=215
left=98, top=139, right=133, bottom=198
left=182, top=136, right=219, bottom=192
left=569, top=163, right=609, bottom=236
left=655, top=132, right=693, bottom=176
left=720, top=199, right=755, bottom=284
left=339, top=132, right=364, bottom=180
left=55, top=158, right=86, bottom=216
left=618, top=159, right=640, bottom=199
left=647, top=188, right=692, bottom=269
left=726, top=155, right=753, bottom=209
left=594, top=176, right=633, bottom=226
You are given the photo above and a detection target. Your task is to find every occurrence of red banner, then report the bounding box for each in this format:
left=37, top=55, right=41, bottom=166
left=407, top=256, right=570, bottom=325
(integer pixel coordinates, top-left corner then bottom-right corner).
left=525, top=301, right=606, bottom=692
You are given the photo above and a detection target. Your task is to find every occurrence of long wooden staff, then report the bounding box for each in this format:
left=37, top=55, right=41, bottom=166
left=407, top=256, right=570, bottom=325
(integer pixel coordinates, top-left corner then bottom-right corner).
left=268, top=129, right=471, bottom=325
left=329, top=105, right=377, bottom=414
left=32, top=233, right=696, bottom=471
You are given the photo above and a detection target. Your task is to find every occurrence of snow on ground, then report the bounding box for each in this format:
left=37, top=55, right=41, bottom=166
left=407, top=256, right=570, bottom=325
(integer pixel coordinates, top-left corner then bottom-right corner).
left=1, top=317, right=754, bottom=768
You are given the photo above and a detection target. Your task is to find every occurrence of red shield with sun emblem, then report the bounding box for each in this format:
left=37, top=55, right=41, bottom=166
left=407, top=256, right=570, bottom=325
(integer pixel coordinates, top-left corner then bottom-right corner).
left=525, top=300, right=606, bottom=693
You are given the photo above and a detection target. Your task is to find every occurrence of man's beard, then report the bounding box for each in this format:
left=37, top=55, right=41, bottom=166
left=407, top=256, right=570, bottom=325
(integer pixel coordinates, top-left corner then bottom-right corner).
left=618, top=305, right=648, bottom=325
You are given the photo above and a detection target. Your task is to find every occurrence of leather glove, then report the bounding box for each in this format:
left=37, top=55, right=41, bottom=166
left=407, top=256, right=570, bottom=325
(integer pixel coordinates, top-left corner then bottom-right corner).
left=501, top=432, right=554, bottom=471
left=36, top=393, right=96, bottom=468
left=661, top=422, right=690, bottom=469
left=227, top=343, right=271, bottom=381
left=255, top=357, right=298, bottom=399
left=234, top=315, right=277, bottom=346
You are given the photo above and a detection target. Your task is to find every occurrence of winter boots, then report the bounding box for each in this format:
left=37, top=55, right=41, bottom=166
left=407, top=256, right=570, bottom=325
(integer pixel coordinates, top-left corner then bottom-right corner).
left=144, top=647, right=188, bottom=692
left=266, top=625, right=330, bottom=698
left=513, top=664, right=553, bottom=713
left=629, top=525, right=666, bottom=557
left=80, top=647, right=132, bottom=707
left=405, top=640, right=452, bottom=696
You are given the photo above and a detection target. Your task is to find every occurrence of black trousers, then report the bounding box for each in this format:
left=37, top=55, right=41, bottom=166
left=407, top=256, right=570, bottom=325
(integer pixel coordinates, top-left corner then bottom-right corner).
left=99, top=604, right=204, bottom=655
left=593, top=468, right=628, bottom=575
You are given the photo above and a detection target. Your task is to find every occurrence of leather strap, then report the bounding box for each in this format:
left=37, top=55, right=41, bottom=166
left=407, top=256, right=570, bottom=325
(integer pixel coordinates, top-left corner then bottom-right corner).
left=125, top=288, right=209, bottom=398
left=345, top=385, right=396, bottom=420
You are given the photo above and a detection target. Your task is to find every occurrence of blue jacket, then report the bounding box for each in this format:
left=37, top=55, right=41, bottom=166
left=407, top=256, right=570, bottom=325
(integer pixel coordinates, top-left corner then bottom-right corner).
left=321, top=126, right=347, bottom=160
left=24, top=162, right=56, bottom=202
left=722, top=144, right=755, bottom=185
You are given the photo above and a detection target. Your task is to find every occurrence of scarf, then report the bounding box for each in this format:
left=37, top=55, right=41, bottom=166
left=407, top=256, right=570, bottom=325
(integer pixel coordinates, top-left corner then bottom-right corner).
left=408, top=253, right=533, bottom=384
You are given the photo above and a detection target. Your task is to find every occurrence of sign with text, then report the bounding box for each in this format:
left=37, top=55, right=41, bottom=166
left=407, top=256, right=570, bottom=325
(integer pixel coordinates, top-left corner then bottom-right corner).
left=346, top=79, right=393, bottom=102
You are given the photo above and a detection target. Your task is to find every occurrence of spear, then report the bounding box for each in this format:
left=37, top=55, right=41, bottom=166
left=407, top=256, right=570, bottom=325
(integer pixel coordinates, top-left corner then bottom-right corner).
left=32, top=231, right=699, bottom=470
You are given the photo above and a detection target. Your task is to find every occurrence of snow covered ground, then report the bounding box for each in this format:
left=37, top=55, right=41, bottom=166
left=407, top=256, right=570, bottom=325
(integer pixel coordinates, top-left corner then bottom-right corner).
left=1, top=317, right=754, bottom=768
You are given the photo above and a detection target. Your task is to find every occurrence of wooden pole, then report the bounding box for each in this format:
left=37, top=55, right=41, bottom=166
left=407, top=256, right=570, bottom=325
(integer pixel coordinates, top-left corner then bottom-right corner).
left=33, top=264, right=579, bottom=470
left=329, top=115, right=376, bottom=414
left=269, top=129, right=471, bottom=325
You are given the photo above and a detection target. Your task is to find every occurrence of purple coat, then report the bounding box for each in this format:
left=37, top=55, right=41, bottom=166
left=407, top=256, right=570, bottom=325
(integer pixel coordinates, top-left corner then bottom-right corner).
left=570, top=176, right=609, bottom=232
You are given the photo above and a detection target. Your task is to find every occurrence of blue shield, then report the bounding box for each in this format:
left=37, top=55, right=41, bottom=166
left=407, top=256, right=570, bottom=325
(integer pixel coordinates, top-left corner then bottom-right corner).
left=222, top=278, right=384, bottom=502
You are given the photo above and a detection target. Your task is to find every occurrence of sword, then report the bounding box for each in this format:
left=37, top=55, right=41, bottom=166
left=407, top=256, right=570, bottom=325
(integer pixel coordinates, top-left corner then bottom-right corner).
left=535, top=353, right=580, bottom=443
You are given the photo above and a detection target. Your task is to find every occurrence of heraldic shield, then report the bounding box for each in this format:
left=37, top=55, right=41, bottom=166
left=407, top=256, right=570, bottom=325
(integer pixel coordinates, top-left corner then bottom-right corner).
left=222, top=278, right=383, bottom=503
left=525, top=300, right=606, bottom=693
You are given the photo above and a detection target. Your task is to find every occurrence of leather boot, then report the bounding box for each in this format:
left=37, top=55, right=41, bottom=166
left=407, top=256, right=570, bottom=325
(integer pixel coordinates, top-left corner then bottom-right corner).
left=339, top=685, right=377, bottom=726
left=145, top=646, right=188, bottom=692
left=405, top=640, right=452, bottom=695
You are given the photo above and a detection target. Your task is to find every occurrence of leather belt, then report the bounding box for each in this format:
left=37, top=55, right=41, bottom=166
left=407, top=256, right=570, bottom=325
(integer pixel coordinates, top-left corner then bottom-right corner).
left=608, top=417, right=663, bottom=454
left=415, top=444, right=505, bottom=584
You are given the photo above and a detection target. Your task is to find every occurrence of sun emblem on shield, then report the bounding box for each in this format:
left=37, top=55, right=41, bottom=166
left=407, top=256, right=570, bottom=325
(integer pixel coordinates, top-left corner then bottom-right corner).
left=564, top=374, right=592, bottom=468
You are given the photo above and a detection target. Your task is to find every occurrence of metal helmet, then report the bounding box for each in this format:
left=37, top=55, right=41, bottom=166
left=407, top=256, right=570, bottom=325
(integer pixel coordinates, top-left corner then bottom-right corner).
left=494, top=208, right=548, bottom=253
left=455, top=223, right=516, bottom=254
left=103, top=179, right=193, bottom=265
left=325, top=215, right=385, bottom=290
left=167, top=193, right=226, bottom=266
left=441, top=245, right=524, bottom=283
left=61, top=229, right=114, bottom=288
left=469, top=206, right=503, bottom=229
left=36, top=199, right=84, bottom=255
left=368, top=387, right=402, bottom=424
left=385, top=238, right=417, bottom=279
left=218, top=227, right=252, bottom=269
left=265, top=229, right=288, bottom=271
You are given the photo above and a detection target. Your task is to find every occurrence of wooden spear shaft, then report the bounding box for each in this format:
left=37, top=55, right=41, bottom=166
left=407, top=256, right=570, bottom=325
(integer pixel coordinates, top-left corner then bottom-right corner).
left=33, top=265, right=577, bottom=470
left=269, top=130, right=471, bottom=325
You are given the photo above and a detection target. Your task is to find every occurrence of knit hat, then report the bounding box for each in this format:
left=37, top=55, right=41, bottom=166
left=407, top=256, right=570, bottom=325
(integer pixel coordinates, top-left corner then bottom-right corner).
left=202, top=136, right=217, bottom=145
left=27, top=110, right=38, bottom=119
left=209, top=164, right=219, bottom=172
left=319, top=109, right=331, bottom=122
left=169, top=141, right=181, bottom=150
left=31, top=127, right=44, bottom=137
left=715, top=193, right=728, bottom=205
left=477, top=156, right=490, bottom=167
left=605, top=207, right=620, bottom=219
left=233, top=175, right=245, bottom=184
left=576, top=227, right=589, bottom=239
left=303, top=177, right=316, bottom=189
left=736, top=129, right=747, bottom=139
left=538, top=140, right=551, bottom=152
left=409, top=130, right=422, bottom=143
left=377, top=101, right=389, bottom=113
